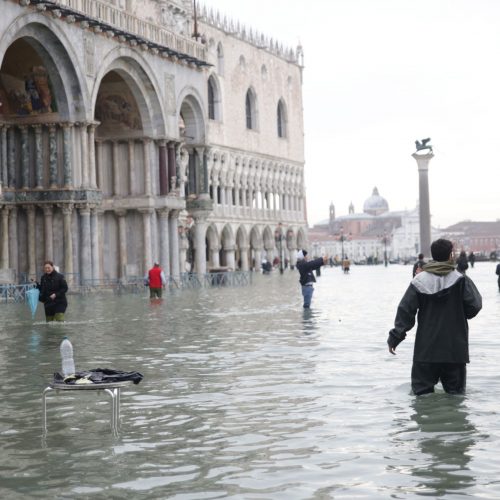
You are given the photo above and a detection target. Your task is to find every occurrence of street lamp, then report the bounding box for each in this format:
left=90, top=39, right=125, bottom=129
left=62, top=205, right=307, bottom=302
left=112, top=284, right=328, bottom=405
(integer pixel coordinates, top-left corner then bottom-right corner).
left=274, top=222, right=284, bottom=274
left=339, top=226, right=347, bottom=261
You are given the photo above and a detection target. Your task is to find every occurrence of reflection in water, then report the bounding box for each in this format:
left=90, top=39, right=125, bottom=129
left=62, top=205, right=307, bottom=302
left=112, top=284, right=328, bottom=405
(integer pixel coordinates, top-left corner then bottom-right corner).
left=302, top=308, right=318, bottom=335
left=409, top=394, right=477, bottom=496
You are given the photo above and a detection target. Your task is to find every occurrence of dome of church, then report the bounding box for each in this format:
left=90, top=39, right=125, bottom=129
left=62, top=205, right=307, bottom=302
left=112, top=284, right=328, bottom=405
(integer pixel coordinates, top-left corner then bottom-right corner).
left=363, top=187, right=389, bottom=215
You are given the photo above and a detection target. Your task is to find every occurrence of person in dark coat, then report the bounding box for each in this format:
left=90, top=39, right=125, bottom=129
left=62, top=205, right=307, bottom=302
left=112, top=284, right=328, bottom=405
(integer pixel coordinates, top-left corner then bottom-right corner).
left=412, top=253, right=426, bottom=277
left=496, top=263, right=500, bottom=292
left=296, top=249, right=328, bottom=308
left=37, top=261, right=68, bottom=322
left=387, top=239, right=482, bottom=395
left=468, top=252, right=475, bottom=268
left=456, top=251, right=469, bottom=274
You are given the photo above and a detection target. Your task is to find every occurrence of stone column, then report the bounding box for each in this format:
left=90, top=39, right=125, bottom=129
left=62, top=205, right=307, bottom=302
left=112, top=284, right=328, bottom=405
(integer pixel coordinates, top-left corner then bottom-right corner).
left=91, top=207, right=101, bottom=281
left=26, top=205, right=36, bottom=279
left=167, top=141, right=177, bottom=193
left=78, top=204, right=92, bottom=283
left=33, top=125, right=43, bottom=189
left=88, top=122, right=98, bottom=188
left=158, top=139, right=168, bottom=195
left=239, top=246, right=249, bottom=272
left=20, top=126, right=30, bottom=189
left=158, top=208, right=170, bottom=275
left=112, top=141, right=120, bottom=196
left=9, top=207, right=18, bottom=274
left=1, top=206, right=9, bottom=268
left=62, top=123, right=73, bottom=188
left=225, top=245, right=236, bottom=271
left=95, top=140, right=103, bottom=189
left=43, top=205, right=54, bottom=260
left=62, top=205, right=74, bottom=284
left=48, top=124, right=58, bottom=188
left=140, top=209, right=153, bottom=275
left=0, top=126, right=7, bottom=187
left=412, top=152, right=434, bottom=258
left=7, top=126, right=15, bottom=188
left=143, top=138, right=152, bottom=196
left=116, top=210, right=127, bottom=280
left=210, top=246, right=220, bottom=269
left=80, top=123, right=89, bottom=188
left=193, top=215, right=207, bottom=274
left=169, top=211, right=180, bottom=279
left=128, top=140, right=135, bottom=195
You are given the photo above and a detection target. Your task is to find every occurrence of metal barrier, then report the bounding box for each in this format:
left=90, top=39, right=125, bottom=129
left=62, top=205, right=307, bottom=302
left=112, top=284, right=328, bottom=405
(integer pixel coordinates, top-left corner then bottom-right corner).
left=0, top=283, right=37, bottom=303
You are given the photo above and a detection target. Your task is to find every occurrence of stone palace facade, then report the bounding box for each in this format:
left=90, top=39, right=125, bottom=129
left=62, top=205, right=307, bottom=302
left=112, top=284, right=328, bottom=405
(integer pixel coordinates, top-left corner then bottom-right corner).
left=0, top=0, right=307, bottom=283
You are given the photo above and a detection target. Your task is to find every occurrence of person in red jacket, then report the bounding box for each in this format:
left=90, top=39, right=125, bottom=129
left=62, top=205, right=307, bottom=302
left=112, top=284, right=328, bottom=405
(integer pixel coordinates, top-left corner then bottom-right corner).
left=147, top=263, right=166, bottom=299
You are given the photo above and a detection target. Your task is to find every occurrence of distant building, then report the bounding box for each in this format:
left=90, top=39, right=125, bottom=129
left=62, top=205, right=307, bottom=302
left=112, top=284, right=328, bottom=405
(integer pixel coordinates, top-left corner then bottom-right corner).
left=441, top=221, right=500, bottom=257
left=309, top=187, right=439, bottom=262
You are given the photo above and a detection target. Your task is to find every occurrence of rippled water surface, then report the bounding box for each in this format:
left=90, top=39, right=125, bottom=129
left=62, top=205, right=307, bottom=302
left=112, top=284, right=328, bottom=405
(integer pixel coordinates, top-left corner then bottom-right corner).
left=1, top=263, right=500, bottom=499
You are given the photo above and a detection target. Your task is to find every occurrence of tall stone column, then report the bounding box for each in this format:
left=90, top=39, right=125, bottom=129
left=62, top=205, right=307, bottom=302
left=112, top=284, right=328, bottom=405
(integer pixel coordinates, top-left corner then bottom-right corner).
left=1, top=206, right=9, bottom=268
left=158, top=139, right=168, bottom=195
left=116, top=210, right=127, bottom=280
left=128, top=140, right=135, bottom=195
left=20, top=126, right=30, bottom=189
left=78, top=204, right=92, bottom=283
left=80, top=123, right=89, bottom=188
left=143, top=138, right=152, bottom=196
left=62, top=123, right=73, bottom=188
left=91, top=207, right=101, bottom=281
left=33, top=125, right=43, bottom=189
left=48, top=124, right=58, bottom=188
left=412, top=151, right=434, bottom=257
left=9, top=207, right=18, bottom=274
left=158, top=208, right=170, bottom=274
left=88, top=122, right=98, bottom=188
left=26, top=205, right=36, bottom=278
left=43, top=205, right=54, bottom=260
left=140, top=209, right=153, bottom=274
left=112, top=140, right=119, bottom=196
left=0, top=126, right=7, bottom=187
left=61, top=205, right=74, bottom=284
left=210, top=246, right=220, bottom=269
left=7, top=126, right=15, bottom=188
left=193, top=215, right=207, bottom=274
left=169, top=211, right=180, bottom=279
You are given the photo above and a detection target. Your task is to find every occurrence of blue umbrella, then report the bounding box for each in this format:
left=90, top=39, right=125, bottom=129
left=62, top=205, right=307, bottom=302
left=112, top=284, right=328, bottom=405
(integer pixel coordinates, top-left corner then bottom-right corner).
left=26, top=288, right=40, bottom=319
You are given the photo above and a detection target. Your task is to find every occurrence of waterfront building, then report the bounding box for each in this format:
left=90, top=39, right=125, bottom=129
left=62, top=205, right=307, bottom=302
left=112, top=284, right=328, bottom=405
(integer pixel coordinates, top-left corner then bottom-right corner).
left=309, top=187, right=438, bottom=263
left=441, top=220, right=500, bottom=258
left=0, top=0, right=307, bottom=284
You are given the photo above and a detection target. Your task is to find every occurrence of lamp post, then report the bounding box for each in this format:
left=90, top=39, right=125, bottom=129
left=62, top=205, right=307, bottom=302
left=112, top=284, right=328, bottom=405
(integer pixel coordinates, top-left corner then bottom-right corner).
left=274, top=222, right=284, bottom=274
left=382, top=231, right=390, bottom=267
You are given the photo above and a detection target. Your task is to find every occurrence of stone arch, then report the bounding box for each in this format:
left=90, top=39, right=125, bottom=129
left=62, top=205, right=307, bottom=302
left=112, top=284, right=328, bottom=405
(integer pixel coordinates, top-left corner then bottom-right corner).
left=245, top=87, right=258, bottom=130
left=249, top=225, right=263, bottom=270
left=277, top=98, right=288, bottom=138
left=219, top=223, right=235, bottom=268
left=92, top=51, right=166, bottom=137
left=0, top=17, right=88, bottom=121
left=178, top=88, right=205, bottom=143
left=206, top=223, right=220, bottom=269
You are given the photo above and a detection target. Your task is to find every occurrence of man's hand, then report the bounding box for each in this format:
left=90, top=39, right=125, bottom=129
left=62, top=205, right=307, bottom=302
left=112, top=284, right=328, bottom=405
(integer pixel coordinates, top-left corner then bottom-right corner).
left=388, top=345, right=396, bottom=355
left=322, top=255, right=329, bottom=264
left=50, top=293, right=56, bottom=300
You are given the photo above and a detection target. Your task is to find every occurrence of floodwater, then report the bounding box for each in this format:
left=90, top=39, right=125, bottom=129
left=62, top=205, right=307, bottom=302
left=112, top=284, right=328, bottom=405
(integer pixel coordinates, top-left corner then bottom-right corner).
left=1, top=263, right=500, bottom=499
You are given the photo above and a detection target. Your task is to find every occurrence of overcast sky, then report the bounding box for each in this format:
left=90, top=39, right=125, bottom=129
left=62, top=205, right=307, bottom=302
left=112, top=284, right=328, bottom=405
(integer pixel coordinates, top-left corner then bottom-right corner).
left=202, top=0, right=500, bottom=228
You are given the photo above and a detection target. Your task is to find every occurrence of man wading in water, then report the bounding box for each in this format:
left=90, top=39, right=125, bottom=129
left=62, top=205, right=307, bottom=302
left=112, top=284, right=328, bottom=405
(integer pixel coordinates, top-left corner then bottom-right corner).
left=387, top=238, right=482, bottom=395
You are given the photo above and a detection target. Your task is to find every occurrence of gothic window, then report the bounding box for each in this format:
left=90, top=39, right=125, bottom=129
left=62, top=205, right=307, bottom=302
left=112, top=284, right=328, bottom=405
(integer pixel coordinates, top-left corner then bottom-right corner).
left=208, top=78, right=216, bottom=120
left=277, top=99, right=287, bottom=138
left=246, top=88, right=257, bottom=130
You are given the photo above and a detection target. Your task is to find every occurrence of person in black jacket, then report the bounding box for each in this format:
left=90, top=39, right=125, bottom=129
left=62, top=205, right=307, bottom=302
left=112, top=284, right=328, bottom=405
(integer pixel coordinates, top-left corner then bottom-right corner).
left=496, top=263, right=500, bottom=291
left=456, top=251, right=469, bottom=274
left=412, top=253, right=426, bottom=277
left=387, top=239, right=482, bottom=395
left=37, top=261, right=68, bottom=322
left=296, top=249, right=328, bottom=308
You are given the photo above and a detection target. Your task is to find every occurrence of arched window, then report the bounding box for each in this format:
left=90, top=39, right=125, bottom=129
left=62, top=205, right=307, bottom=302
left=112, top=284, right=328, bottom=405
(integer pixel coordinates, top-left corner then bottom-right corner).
left=207, top=75, right=221, bottom=121
left=246, top=88, right=257, bottom=130
left=208, top=78, right=216, bottom=120
left=217, top=42, right=224, bottom=75
left=277, top=99, right=287, bottom=138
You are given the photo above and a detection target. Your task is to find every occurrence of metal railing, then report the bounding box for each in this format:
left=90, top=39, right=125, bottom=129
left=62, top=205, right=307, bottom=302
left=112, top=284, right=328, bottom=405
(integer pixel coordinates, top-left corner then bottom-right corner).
left=0, top=283, right=37, bottom=303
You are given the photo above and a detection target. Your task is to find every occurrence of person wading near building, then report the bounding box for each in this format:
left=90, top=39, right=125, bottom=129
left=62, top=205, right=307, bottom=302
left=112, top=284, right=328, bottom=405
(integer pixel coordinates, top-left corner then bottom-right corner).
left=147, top=262, right=166, bottom=299
left=296, top=249, right=328, bottom=308
left=496, top=262, right=500, bottom=292
left=387, top=238, right=482, bottom=395
left=37, top=260, right=68, bottom=322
